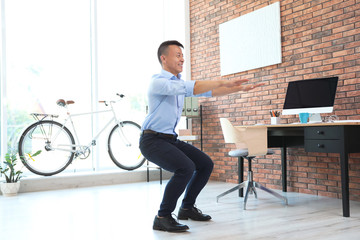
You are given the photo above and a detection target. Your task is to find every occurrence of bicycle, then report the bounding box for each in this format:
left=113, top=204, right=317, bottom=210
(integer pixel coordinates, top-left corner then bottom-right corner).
left=18, top=93, right=145, bottom=176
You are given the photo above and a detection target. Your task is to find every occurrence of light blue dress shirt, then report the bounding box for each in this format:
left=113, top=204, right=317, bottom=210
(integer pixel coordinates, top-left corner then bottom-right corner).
left=141, top=69, right=212, bottom=135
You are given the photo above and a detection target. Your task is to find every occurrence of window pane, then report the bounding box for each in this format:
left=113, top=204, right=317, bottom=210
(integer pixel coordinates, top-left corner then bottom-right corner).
left=5, top=0, right=92, bottom=174
left=96, top=0, right=164, bottom=171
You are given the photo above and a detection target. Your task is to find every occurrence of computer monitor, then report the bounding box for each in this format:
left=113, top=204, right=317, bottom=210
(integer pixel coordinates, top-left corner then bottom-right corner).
left=282, top=77, right=338, bottom=122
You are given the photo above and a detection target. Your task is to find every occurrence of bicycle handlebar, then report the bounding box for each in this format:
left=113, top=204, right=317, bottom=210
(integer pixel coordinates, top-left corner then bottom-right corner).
left=99, top=93, right=125, bottom=106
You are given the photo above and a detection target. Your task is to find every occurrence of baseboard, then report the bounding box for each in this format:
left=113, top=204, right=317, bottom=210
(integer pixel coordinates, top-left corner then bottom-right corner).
left=16, top=169, right=172, bottom=194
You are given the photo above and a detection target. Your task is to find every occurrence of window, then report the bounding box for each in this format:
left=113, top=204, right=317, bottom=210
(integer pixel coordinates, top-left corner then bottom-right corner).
left=0, top=0, right=188, bottom=176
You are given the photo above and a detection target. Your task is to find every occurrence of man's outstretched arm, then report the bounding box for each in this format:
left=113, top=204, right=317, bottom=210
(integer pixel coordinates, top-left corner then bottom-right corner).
left=193, top=78, right=264, bottom=96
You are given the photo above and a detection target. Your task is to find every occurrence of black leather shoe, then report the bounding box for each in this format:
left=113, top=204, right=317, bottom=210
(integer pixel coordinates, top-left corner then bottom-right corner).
left=153, top=215, right=189, bottom=232
left=178, top=207, right=212, bottom=221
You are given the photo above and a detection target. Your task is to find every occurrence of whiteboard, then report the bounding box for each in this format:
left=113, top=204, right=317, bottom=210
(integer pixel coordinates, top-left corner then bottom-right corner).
left=219, top=2, right=282, bottom=76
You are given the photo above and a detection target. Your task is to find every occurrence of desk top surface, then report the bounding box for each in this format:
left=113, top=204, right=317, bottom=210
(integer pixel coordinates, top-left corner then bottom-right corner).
left=237, top=120, right=360, bottom=128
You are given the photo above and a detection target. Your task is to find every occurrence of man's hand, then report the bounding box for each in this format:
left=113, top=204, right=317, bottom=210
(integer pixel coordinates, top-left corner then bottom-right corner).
left=221, top=79, right=250, bottom=88
left=220, top=79, right=265, bottom=91
left=240, top=82, right=265, bottom=91
left=211, top=80, right=265, bottom=96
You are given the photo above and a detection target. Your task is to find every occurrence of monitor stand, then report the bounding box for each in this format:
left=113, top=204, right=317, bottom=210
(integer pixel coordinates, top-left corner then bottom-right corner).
left=309, top=113, right=322, bottom=123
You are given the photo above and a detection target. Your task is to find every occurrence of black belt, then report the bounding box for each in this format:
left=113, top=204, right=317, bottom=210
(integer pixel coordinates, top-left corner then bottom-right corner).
left=142, top=130, right=176, bottom=138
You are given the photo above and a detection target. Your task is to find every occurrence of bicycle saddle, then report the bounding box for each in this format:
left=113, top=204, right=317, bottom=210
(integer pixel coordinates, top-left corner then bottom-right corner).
left=56, top=99, right=75, bottom=107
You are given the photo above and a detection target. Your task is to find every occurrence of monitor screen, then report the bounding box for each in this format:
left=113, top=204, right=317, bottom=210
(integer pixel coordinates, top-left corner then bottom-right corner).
left=282, top=77, right=338, bottom=115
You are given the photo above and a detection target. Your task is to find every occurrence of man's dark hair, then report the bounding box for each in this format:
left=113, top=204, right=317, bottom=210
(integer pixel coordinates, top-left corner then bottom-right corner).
left=157, top=40, right=184, bottom=65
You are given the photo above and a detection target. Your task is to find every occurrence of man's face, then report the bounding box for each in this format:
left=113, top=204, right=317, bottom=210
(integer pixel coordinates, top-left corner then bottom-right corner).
left=161, top=45, right=184, bottom=76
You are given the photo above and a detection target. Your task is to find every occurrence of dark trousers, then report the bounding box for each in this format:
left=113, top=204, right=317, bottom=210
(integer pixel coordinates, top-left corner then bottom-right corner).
left=139, top=133, right=214, bottom=217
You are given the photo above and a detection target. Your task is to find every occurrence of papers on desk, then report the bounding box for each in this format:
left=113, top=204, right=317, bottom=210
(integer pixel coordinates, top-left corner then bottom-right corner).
left=332, top=120, right=360, bottom=123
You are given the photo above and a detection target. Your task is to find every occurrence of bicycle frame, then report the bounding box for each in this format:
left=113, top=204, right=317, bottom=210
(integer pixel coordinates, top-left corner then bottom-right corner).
left=40, top=100, right=131, bottom=156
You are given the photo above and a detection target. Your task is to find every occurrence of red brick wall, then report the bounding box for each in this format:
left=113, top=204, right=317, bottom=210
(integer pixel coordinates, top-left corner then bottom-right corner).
left=189, top=0, right=360, bottom=201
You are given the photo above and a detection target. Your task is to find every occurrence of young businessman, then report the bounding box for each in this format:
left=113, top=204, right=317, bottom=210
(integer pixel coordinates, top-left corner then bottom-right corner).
left=139, top=40, right=264, bottom=232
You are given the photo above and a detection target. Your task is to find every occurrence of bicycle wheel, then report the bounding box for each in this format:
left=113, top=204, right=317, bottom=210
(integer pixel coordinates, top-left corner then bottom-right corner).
left=108, top=121, right=145, bottom=170
left=18, top=120, right=76, bottom=176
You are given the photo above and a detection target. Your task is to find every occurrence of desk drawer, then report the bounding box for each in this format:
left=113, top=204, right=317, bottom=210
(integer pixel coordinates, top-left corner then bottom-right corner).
left=304, top=139, right=341, bottom=153
left=305, top=126, right=341, bottom=139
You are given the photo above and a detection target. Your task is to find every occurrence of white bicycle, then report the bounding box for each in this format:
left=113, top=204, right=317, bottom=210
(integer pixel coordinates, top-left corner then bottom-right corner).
left=18, top=94, right=145, bottom=176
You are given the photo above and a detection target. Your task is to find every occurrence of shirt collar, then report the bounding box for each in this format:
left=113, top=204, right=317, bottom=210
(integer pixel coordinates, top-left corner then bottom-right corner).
left=161, top=69, right=182, bottom=80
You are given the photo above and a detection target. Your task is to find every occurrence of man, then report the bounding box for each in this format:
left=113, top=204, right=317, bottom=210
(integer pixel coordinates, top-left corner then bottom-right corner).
left=139, top=40, right=264, bottom=232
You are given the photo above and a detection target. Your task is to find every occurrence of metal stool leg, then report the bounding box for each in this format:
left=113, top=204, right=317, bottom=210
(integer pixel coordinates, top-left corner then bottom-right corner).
left=254, top=181, right=288, bottom=205
left=217, top=181, right=247, bottom=202
left=243, top=182, right=251, bottom=209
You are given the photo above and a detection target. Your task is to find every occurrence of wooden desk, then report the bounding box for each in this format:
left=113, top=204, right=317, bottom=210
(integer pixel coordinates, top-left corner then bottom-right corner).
left=236, top=121, right=360, bottom=217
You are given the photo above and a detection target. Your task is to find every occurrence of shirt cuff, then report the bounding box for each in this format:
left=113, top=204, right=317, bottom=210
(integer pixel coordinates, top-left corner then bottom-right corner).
left=185, top=80, right=196, bottom=96
left=185, top=80, right=212, bottom=97
left=203, top=90, right=213, bottom=97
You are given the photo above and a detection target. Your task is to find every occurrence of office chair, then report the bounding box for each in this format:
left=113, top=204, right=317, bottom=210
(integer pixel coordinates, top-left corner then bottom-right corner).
left=217, top=118, right=288, bottom=209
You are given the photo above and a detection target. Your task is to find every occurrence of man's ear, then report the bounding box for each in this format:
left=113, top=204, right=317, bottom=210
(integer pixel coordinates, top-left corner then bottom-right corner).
left=160, top=55, right=166, bottom=65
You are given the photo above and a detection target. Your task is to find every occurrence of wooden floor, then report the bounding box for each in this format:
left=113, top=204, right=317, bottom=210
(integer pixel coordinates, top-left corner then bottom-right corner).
left=1, top=180, right=359, bottom=240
